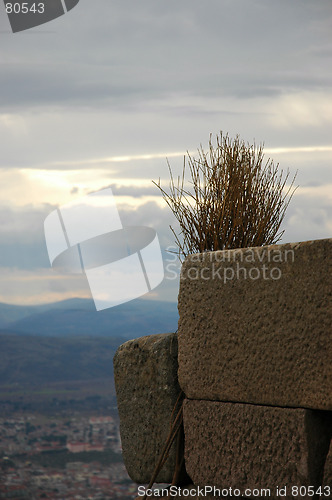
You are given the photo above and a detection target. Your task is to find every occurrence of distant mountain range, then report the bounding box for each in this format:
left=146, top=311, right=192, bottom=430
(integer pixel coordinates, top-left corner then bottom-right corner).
left=0, top=298, right=179, bottom=338
left=0, top=298, right=179, bottom=396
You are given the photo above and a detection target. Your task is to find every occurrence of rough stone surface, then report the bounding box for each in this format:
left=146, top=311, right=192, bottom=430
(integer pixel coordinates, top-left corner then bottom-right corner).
left=113, top=333, right=183, bottom=484
left=178, top=238, right=332, bottom=410
left=183, top=400, right=332, bottom=500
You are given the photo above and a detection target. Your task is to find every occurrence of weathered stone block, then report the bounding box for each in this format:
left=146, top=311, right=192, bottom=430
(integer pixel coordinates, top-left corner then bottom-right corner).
left=183, top=400, right=332, bottom=500
left=178, top=238, right=332, bottom=410
left=323, top=440, right=332, bottom=488
left=113, top=333, right=182, bottom=483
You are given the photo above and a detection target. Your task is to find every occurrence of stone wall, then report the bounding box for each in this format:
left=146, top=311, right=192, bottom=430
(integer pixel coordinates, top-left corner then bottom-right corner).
left=114, top=238, right=332, bottom=499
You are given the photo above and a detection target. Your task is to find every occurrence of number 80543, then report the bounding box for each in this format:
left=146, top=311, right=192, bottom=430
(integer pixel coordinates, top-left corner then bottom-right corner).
left=5, top=3, right=45, bottom=14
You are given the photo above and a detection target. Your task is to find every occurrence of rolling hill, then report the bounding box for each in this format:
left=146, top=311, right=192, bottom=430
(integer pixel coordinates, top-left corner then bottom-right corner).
left=0, top=333, right=122, bottom=386
left=0, top=298, right=179, bottom=404
left=0, top=297, right=179, bottom=338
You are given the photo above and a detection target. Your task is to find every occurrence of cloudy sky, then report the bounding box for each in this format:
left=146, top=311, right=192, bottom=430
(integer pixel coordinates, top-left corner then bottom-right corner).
left=0, top=0, right=331, bottom=306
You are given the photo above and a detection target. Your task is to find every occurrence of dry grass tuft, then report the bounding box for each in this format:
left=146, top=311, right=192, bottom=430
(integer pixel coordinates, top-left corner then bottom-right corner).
left=153, top=132, right=297, bottom=260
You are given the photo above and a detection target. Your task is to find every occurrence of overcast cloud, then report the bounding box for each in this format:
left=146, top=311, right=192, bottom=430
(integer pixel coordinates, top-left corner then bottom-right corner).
left=0, top=0, right=331, bottom=305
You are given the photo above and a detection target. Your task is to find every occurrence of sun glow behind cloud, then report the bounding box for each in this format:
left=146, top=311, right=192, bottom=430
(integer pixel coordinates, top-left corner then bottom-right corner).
left=0, top=167, right=165, bottom=208
left=0, top=267, right=91, bottom=305
left=0, top=146, right=331, bottom=209
left=0, top=145, right=331, bottom=305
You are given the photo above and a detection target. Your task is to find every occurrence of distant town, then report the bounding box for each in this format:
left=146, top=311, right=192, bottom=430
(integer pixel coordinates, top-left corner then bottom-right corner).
left=0, top=317, right=175, bottom=499
left=0, top=412, right=138, bottom=499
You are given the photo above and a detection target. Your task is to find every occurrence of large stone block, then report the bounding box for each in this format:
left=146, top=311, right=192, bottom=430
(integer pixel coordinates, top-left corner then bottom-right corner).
left=183, top=400, right=332, bottom=500
left=113, top=333, right=183, bottom=484
left=178, top=238, right=332, bottom=410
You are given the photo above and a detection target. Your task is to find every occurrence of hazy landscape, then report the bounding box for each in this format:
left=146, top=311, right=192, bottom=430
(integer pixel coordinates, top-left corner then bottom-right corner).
left=0, top=298, right=179, bottom=497
left=0, top=297, right=179, bottom=409
left=0, top=298, right=179, bottom=338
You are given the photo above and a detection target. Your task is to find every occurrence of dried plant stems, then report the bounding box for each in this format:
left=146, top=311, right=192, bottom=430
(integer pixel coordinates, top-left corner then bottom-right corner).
left=139, top=391, right=185, bottom=500
left=153, top=132, right=297, bottom=260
